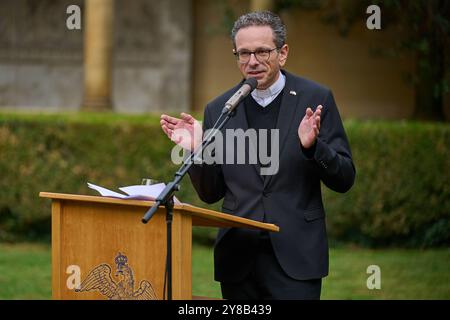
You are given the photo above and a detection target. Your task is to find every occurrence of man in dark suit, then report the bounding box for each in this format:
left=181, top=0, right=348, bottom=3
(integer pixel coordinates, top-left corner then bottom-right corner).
left=160, top=11, right=355, bottom=299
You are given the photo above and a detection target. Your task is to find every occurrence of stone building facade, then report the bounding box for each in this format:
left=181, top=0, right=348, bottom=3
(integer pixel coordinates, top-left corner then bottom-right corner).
left=0, top=0, right=192, bottom=112
left=1, top=0, right=447, bottom=119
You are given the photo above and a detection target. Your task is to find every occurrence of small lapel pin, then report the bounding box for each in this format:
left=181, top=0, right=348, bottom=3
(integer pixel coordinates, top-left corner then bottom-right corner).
left=289, top=90, right=297, bottom=96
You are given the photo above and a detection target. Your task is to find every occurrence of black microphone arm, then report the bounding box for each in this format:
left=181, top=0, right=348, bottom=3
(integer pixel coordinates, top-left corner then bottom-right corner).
left=141, top=77, right=257, bottom=224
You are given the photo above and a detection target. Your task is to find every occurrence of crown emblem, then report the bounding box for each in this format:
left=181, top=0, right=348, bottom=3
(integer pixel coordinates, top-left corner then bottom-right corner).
left=115, top=252, right=128, bottom=266
left=76, top=252, right=157, bottom=300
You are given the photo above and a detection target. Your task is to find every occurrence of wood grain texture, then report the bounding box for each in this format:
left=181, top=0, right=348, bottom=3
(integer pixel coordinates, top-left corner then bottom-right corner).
left=40, top=192, right=279, bottom=300
left=40, top=192, right=279, bottom=232
left=51, top=200, right=62, bottom=300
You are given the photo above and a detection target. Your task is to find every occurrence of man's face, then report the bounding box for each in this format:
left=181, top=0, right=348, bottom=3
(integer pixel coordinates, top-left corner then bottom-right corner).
left=234, top=25, right=288, bottom=90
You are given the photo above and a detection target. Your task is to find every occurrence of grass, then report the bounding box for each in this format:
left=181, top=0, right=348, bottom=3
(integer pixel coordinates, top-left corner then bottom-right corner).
left=0, top=243, right=448, bottom=300
left=0, top=243, right=51, bottom=299
left=323, top=246, right=450, bottom=299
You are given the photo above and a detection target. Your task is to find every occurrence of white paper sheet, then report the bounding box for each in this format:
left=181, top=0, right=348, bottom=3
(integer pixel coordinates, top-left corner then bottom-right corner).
left=119, top=183, right=166, bottom=199
left=87, top=182, right=128, bottom=198
left=87, top=182, right=180, bottom=203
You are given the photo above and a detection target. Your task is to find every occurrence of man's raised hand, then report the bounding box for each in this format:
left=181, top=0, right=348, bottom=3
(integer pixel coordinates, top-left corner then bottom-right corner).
left=298, top=105, right=322, bottom=149
left=160, top=112, right=203, bottom=151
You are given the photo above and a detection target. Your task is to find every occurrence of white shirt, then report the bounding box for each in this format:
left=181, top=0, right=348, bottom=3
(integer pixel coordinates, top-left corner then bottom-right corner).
left=251, top=71, right=286, bottom=107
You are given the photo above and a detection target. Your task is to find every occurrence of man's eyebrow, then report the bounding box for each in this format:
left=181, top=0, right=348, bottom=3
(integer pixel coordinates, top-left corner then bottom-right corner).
left=237, top=47, right=273, bottom=52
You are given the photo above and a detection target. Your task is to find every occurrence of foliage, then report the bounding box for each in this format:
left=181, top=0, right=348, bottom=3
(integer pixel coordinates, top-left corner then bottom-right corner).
left=325, top=120, right=449, bottom=247
left=273, top=0, right=450, bottom=121
left=0, top=112, right=448, bottom=247
left=0, top=111, right=215, bottom=243
left=219, top=0, right=450, bottom=120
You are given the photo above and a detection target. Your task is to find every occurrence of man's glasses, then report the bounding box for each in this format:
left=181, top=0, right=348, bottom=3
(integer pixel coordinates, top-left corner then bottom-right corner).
left=234, top=47, right=280, bottom=64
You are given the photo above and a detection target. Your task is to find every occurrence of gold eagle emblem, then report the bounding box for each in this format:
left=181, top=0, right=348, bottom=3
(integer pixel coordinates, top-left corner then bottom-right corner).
left=75, top=252, right=157, bottom=300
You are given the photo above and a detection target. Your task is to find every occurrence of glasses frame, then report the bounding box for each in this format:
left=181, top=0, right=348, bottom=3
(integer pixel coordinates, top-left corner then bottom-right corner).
left=233, top=47, right=280, bottom=64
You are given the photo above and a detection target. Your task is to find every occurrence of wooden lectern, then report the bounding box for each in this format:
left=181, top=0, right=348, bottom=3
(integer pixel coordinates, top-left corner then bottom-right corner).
left=39, top=192, right=279, bottom=300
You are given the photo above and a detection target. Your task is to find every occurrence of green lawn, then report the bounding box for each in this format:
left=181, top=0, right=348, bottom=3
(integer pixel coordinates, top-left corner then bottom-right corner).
left=0, top=243, right=51, bottom=299
left=0, top=243, right=448, bottom=299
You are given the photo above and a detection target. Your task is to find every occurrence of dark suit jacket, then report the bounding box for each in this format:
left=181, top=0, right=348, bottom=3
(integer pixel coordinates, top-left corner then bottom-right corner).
left=188, top=70, right=355, bottom=283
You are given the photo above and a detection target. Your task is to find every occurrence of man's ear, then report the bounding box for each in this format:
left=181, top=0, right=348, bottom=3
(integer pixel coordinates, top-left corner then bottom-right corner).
left=278, top=44, right=289, bottom=67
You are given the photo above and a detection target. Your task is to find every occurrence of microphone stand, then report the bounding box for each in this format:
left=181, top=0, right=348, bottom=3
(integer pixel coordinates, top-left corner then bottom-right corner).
left=141, top=108, right=235, bottom=300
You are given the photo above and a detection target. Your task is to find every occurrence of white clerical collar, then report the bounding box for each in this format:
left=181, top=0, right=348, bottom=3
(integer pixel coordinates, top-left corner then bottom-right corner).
left=251, top=71, right=286, bottom=107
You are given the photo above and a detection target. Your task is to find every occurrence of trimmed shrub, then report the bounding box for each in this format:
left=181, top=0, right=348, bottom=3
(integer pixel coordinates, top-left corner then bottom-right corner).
left=0, top=112, right=448, bottom=247
left=324, top=120, right=449, bottom=247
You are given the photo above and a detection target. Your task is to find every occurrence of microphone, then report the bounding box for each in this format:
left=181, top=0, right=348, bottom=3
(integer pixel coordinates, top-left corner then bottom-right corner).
left=221, top=77, right=258, bottom=114
left=141, top=200, right=160, bottom=224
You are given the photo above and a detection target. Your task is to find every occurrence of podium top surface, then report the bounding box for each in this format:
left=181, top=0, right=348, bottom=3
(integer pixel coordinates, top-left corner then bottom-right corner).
left=40, top=192, right=279, bottom=232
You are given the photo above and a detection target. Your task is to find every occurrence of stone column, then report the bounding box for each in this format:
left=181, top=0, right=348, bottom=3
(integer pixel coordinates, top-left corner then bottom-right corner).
left=250, top=0, right=274, bottom=11
left=82, top=0, right=114, bottom=111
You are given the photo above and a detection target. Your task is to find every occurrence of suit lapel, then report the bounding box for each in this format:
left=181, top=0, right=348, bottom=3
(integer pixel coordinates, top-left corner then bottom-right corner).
left=263, top=71, right=300, bottom=189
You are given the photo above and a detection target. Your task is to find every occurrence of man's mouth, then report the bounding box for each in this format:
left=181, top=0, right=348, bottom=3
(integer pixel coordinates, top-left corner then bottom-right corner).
left=247, top=70, right=264, bottom=77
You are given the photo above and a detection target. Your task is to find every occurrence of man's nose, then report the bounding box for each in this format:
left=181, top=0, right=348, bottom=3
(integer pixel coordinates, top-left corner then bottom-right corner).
left=248, top=53, right=260, bottom=66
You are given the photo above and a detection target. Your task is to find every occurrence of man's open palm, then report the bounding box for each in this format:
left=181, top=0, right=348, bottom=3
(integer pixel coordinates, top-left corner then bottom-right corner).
left=160, top=113, right=203, bottom=151
left=298, top=105, right=322, bottom=149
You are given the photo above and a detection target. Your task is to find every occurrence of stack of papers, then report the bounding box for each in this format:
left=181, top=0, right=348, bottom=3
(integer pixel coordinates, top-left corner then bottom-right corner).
left=87, top=182, right=181, bottom=204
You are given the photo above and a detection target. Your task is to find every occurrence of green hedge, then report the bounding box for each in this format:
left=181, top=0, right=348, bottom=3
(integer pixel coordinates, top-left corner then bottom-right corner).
left=324, top=120, right=449, bottom=247
left=0, top=111, right=448, bottom=247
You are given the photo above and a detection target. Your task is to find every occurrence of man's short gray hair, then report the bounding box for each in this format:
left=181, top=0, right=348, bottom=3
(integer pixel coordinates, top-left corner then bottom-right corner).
left=231, top=11, right=287, bottom=49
